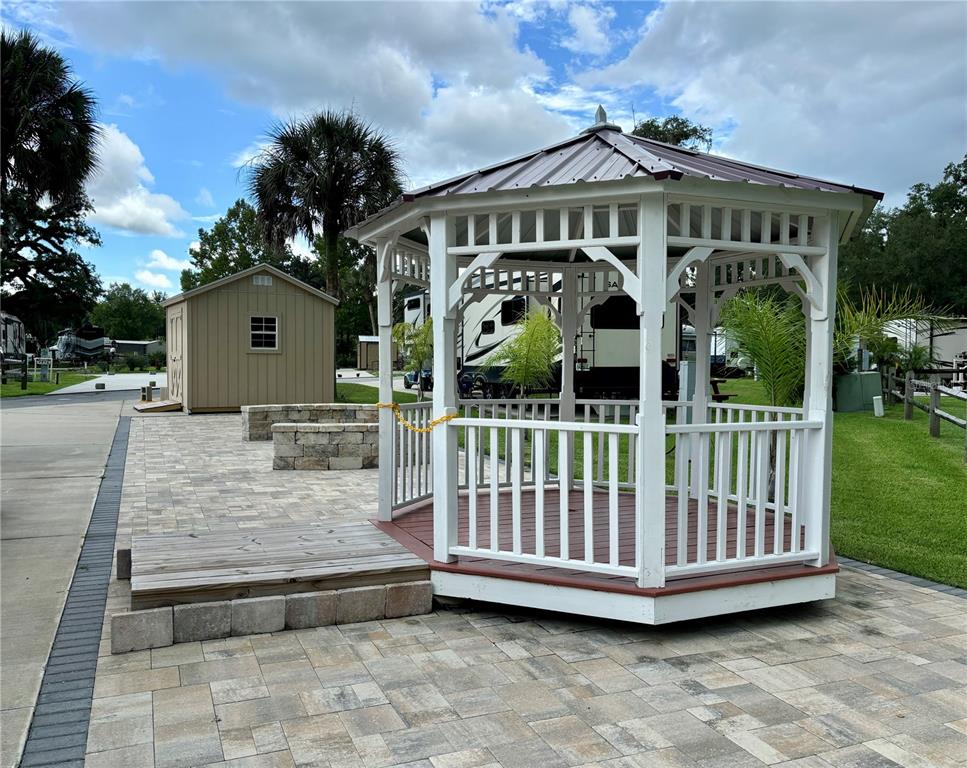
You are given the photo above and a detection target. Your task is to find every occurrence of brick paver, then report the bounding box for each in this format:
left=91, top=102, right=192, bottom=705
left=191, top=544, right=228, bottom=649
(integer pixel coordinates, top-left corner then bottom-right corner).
left=88, top=413, right=967, bottom=767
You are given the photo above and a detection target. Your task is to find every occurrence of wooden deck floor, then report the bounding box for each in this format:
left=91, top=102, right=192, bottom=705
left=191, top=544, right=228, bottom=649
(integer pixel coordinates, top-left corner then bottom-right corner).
left=376, top=489, right=837, bottom=598
left=131, top=521, right=429, bottom=609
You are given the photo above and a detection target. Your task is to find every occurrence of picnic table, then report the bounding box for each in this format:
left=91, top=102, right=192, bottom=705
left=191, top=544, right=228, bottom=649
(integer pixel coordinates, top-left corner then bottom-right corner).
left=710, top=377, right=736, bottom=403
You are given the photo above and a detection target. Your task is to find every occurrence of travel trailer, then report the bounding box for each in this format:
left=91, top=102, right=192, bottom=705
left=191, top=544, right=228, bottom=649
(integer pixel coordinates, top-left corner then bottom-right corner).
left=1, top=311, right=27, bottom=370
left=401, top=271, right=684, bottom=399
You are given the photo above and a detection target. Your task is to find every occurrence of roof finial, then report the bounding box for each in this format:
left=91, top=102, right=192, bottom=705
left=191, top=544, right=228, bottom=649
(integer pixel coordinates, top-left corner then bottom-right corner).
left=581, top=104, right=622, bottom=134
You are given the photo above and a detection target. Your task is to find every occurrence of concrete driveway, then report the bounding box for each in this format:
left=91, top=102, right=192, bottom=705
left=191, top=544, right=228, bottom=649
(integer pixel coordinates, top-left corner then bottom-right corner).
left=53, top=371, right=166, bottom=395
left=0, top=399, right=123, bottom=767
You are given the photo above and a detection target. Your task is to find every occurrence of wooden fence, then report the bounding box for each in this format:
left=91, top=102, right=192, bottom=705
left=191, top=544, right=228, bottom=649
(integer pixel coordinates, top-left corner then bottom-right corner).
left=883, top=370, right=967, bottom=462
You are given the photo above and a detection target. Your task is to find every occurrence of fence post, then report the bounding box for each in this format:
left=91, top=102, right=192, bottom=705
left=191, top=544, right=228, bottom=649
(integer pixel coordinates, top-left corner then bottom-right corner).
left=929, top=385, right=940, bottom=438
left=903, top=371, right=913, bottom=420
left=20, top=356, right=27, bottom=390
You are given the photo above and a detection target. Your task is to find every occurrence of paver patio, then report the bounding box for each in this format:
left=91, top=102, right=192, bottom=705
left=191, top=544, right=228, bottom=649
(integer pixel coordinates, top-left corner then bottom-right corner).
left=89, top=412, right=967, bottom=768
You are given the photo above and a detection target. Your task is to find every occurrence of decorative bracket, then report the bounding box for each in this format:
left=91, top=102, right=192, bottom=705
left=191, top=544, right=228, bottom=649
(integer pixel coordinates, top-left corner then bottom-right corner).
left=532, top=295, right=561, bottom=324
left=447, top=251, right=502, bottom=314
left=778, top=252, right=825, bottom=318
left=376, top=235, right=399, bottom=328
left=676, top=295, right=695, bottom=326
left=665, top=246, right=713, bottom=303
left=582, top=246, right=641, bottom=308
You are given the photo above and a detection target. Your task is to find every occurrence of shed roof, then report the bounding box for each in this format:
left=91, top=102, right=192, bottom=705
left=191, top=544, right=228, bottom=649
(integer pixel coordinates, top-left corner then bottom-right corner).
left=162, top=264, right=339, bottom=308
left=405, top=126, right=884, bottom=200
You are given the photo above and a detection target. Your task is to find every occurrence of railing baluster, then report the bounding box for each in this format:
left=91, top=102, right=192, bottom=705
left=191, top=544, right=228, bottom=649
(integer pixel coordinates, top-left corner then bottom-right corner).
left=597, top=406, right=606, bottom=482
left=511, top=428, right=523, bottom=554
left=535, top=429, right=545, bottom=558
left=627, top=405, right=637, bottom=484
left=559, top=431, right=569, bottom=560
left=676, top=433, right=689, bottom=565
left=609, top=432, right=619, bottom=566
left=774, top=429, right=787, bottom=554
left=716, top=410, right=733, bottom=561
left=490, top=427, right=499, bottom=551
left=583, top=431, right=594, bottom=562
left=789, top=429, right=801, bottom=553
left=736, top=429, right=748, bottom=560
left=754, top=419, right=769, bottom=557
left=697, top=431, right=709, bottom=565
left=468, top=426, right=477, bottom=549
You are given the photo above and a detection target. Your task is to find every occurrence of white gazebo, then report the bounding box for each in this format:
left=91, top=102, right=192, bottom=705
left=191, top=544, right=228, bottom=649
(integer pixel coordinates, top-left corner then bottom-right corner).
left=349, top=109, right=881, bottom=625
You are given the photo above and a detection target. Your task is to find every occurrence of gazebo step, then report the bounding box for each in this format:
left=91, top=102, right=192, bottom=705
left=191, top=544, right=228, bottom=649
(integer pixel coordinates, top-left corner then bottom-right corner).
left=130, top=521, right=429, bottom=609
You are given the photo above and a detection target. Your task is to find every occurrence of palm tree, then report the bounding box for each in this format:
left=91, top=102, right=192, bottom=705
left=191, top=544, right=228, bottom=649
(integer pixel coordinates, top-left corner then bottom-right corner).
left=486, top=308, right=562, bottom=397
left=1, top=29, right=102, bottom=339
left=720, top=286, right=947, bottom=408
left=1, top=29, right=99, bottom=204
left=247, top=110, right=403, bottom=298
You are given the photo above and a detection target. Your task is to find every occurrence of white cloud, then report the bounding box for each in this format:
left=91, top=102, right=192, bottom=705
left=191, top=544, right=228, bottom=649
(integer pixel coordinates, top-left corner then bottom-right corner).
left=195, top=187, right=215, bottom=208
left=58, top=3, right=548, bottom=128
left=146, top=249, right=191, bottom=272
left=87, top=124, right=189, bottom=236
left=400, top=83, right=575, bottom=189
left=230, top=141, right=270, bottom=169
left=134, top=269, right=173, bottom=289
left=561, top=4, right=616, bottom=56
left=580, top=1, right=967, bottom=206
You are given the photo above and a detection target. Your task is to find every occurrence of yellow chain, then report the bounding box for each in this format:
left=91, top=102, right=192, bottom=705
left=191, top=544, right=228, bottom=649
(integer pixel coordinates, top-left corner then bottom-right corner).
left=377, top=402, right=458, bottom=433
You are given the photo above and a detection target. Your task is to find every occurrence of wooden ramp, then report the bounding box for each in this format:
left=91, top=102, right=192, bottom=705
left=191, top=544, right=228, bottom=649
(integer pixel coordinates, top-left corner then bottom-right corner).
left=133, top=399, right=182, bottom=413
left=130, top=521, right=429, bottom=609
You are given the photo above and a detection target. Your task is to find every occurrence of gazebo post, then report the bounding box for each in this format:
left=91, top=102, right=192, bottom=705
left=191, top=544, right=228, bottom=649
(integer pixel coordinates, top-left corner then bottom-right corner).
left=802, top=211, right=839, bottom=567
left=636, top=191, right=668, bottom=588
left=690, top=261, right=711, bottom=497
left=560, top=268, right=578, bottom=486
left=375, top=237, right=395, bottom=522
left=430, top=212, right=458, bottom=563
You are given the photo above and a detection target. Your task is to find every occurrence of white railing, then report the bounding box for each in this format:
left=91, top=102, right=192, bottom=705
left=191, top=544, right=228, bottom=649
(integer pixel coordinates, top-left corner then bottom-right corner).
left=449, top=416, right=639, bottom=578
left=666, top=407, right=821, bottom=578
left=392, top=402, right=433, bottom=509
left=458, top=399, right=558, bottom=488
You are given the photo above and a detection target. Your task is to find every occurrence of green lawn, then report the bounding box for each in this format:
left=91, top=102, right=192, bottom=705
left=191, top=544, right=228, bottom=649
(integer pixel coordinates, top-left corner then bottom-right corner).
left=830, top=398, right=966, bottom=587
left=0, top=372, right=96, bottom=398
left=335, top=382, right=417, bottom=404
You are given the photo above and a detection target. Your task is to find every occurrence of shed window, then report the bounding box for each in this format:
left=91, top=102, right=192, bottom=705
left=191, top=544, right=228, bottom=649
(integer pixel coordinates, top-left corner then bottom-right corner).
left=253, top=275, right=273, bottom=286
left=250, top=316, right=278, bottom=349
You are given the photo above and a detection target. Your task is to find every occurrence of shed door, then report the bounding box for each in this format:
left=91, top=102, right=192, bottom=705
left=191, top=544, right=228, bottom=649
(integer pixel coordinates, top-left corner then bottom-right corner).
left=167, top=307, right=184, bottom=402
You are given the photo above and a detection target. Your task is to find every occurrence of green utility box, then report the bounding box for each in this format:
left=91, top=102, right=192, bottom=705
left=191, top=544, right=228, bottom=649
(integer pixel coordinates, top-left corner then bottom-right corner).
left=834, top=371, right=881, bottom=412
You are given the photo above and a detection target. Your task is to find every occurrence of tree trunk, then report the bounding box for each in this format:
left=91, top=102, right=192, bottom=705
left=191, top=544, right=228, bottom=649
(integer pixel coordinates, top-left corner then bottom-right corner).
left=323, top=228, right=340, bottom=298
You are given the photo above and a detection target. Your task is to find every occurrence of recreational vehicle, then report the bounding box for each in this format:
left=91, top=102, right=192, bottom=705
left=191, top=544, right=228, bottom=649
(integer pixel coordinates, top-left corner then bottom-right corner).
left=401, top=270, right=684, bottom=399
left=1, top=311, right=27, bottom=370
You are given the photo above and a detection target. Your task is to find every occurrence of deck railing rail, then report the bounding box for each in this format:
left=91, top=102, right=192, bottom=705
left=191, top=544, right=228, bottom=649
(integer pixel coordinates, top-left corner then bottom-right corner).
left=666, top=406, right=821, bottom=578
left=448, top=416, right=640, bottom=578
left=392, top=402, right=434, bottom=508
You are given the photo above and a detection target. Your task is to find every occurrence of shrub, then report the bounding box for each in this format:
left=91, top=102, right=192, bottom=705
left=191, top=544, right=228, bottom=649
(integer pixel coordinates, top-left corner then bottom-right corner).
left=148, top=350, right=166, bottom=369
left=124, top=353, right=146, bottom=371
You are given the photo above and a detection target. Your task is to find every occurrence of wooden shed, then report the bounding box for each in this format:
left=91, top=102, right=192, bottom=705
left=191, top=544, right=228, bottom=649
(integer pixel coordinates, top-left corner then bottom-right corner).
left=162, top=264, right=338, bottom=413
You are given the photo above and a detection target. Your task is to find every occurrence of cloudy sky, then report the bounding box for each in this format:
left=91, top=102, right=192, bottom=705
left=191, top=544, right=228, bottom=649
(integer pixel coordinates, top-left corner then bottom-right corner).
left=4, top=0, right=965, bottom=293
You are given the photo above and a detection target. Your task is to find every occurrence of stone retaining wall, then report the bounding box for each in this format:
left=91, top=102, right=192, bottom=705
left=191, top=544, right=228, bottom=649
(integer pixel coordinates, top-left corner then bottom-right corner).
left=273, top=422, right=379, bottom=470
left=111, top=581, right=432, bottom=653
left=242, top=403, right=377, bottom=441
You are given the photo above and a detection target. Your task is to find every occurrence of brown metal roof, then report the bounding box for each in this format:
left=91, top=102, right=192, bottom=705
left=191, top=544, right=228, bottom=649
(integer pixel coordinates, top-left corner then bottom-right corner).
left=402, top=126, right=884, bottom=201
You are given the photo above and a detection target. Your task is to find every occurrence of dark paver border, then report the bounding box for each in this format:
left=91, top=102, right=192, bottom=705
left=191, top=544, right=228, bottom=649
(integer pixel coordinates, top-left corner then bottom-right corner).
left=839, top=555, right=967, bottom=599
left=18, top=416, right=130, bottom=767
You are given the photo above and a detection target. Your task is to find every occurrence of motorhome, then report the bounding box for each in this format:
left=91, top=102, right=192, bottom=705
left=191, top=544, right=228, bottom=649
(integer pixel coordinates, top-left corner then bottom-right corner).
left=49, top=324, right=112, bottom=363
